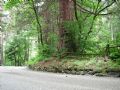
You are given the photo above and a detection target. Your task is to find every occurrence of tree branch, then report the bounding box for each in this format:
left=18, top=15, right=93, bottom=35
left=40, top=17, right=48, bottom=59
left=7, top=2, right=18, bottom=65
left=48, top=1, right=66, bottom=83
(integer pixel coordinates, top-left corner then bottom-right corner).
left=75, top=0, right=115, bottom=16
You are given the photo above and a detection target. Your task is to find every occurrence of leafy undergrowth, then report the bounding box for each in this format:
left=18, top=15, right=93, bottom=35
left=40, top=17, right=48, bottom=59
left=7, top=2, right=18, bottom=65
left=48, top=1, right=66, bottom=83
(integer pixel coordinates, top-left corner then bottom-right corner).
left=28, top=57, right=120, bottom=77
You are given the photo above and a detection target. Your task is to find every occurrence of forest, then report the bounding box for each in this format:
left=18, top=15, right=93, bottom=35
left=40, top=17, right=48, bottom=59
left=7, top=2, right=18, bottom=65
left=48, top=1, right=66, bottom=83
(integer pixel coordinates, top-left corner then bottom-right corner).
left=0, top=0, right=120, bottom=76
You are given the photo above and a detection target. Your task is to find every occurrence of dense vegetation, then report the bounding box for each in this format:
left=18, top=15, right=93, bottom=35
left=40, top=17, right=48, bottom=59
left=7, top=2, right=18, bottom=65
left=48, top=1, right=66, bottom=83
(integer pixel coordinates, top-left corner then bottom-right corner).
left=0, top=0, right=120, bottom=76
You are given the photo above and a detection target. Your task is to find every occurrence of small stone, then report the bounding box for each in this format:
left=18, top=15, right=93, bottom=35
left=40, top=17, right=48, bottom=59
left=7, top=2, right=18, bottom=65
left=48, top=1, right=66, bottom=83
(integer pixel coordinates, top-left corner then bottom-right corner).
left=88, top=71, right=96, bottom=75
left=95, top=73, right=106, bottom=77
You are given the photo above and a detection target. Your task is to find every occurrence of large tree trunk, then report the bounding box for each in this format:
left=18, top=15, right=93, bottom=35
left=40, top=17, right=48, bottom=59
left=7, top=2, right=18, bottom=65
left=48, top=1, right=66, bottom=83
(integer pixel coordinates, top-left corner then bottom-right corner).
left=58, top=0, right=76, bottom=54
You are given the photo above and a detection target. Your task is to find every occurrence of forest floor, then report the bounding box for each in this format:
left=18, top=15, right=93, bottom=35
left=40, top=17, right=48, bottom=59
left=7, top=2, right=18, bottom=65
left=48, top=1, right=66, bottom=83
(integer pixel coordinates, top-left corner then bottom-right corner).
left=29, top=57, right=120, bottom=77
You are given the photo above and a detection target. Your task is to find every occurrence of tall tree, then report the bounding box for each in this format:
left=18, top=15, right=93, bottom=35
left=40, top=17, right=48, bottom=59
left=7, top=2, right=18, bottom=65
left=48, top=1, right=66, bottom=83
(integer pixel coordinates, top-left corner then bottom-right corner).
left=58, top=0, right=76, bottom=54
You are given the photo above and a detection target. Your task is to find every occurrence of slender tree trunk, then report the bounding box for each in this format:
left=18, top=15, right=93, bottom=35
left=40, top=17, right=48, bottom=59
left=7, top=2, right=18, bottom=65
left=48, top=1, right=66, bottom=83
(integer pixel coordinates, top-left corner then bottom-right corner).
left=0, top=32, right=4, bottom=65
left=31, top=0, right=43, bottom=46
left=14, top=53, right=17, bottom=66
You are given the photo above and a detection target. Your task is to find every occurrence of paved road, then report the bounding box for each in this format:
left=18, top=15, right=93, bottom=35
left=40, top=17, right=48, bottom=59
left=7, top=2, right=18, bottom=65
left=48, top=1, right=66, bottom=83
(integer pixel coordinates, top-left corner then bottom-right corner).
left=0, top=66, right=120, bottom=90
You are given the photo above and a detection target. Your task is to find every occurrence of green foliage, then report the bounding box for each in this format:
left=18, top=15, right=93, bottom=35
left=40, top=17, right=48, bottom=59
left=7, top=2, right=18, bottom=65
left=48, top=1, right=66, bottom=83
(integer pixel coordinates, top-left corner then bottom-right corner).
left=3, top=0, right=120, bottom=69
left=27, top=55, right=44, bottom=65
left=63, top=15, right=101, bottom=54
left=4, top=0, right=22, bottom=9
left=38, top=44, right=52, bottom=57
left=109, top=52, right=120, bottom=61
left=4, top=35, right=29, bottom=66
left=74, top=57, right=120, bottom=72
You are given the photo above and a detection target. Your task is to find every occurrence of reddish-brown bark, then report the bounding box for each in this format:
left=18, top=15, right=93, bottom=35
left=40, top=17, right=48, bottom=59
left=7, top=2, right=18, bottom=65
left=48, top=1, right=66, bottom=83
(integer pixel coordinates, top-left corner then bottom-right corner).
left=59, top=0, right=73, bottom=20
left=58, top=0, right=75, bottom=53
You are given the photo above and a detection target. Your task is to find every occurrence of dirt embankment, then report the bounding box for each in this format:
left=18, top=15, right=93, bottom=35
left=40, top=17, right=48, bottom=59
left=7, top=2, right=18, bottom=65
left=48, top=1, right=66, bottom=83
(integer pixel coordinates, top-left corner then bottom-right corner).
left=29, top=58, right=120, bottom=78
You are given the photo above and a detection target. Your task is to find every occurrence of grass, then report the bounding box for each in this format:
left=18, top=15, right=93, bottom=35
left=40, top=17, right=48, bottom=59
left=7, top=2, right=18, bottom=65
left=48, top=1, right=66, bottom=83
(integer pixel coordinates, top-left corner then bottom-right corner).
left=73, top=58, right=120, bottom=72
left=28, top=56, right=120, bottom=77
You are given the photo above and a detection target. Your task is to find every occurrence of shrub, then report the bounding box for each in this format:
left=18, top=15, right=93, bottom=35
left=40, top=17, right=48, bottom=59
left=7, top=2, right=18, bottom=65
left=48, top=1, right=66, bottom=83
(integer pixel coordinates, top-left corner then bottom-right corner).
left=109, top=52, right=120, bottom=61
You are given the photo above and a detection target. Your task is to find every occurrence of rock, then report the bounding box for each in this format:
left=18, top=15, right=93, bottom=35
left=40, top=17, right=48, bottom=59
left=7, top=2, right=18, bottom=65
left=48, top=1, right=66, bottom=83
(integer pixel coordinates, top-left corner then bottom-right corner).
left=80, top=71, right=86, bottom=75
left=95, top=73, right=107, bottom=77
left=84, top=69, right=93, bottom=72
left=88, top=71, right=96, bottom=75
left=108, top=72, right=120, bottom=77
left=64, top=70, right=71, bottom=74
left=75, top=72, right=81, bottom=75
left=71, top=70, right=76, bottom=74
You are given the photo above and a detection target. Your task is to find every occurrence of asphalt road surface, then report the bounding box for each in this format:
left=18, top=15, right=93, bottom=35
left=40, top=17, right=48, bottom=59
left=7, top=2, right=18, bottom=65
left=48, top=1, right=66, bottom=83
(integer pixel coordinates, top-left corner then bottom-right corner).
left=0, top=66, right=120, bottom=90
